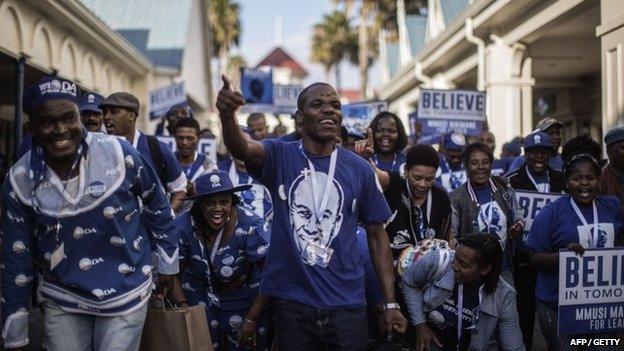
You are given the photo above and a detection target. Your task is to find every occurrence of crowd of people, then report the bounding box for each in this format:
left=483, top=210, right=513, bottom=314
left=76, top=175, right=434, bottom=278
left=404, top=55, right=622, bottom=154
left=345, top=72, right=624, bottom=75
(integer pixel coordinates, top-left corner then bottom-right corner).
left=0, top=73, right=623, bottom=351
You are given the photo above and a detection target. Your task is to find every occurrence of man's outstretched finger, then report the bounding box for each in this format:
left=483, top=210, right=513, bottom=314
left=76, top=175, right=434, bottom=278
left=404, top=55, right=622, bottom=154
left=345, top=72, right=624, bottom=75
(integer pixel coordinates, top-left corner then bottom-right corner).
left=221, top=75, right=231, bottom=90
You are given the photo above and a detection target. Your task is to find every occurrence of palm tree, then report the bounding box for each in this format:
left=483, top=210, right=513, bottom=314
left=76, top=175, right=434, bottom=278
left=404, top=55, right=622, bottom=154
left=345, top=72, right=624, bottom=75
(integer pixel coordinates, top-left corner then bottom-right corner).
left=209, top=0, right=241, bottom=79
left=310, top=11, right=357, bottom=93
left=334, top=0, right=427, bottom=98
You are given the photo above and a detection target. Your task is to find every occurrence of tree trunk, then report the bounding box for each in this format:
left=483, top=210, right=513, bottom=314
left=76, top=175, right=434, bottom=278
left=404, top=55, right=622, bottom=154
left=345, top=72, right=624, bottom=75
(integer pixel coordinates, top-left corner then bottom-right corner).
left=335, top=63, right=342, bottom=95
left=219, top=46, right=228, bottom=80
left=358, top=6, right=369, bottom=99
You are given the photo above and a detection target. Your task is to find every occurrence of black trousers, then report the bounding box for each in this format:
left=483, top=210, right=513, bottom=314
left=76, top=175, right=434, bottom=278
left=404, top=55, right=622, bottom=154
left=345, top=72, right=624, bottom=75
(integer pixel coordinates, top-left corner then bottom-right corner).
left=271, top=299, right=368, bottom=351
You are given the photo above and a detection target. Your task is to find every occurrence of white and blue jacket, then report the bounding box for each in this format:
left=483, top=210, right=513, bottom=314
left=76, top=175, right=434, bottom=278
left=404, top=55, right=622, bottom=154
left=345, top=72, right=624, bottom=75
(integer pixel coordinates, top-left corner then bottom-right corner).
left=0, top=132, right=179, bottom=348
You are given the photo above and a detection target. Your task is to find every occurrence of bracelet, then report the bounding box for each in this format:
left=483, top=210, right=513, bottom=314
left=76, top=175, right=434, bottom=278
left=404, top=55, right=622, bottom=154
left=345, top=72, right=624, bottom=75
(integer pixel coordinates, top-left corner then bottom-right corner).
left=244, top=318, right=256, bottom=324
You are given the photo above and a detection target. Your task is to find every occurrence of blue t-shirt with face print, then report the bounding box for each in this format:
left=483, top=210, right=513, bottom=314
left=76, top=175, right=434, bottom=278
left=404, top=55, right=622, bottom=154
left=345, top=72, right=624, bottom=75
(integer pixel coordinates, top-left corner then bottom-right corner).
left=249, top=139, right=391, bottom=309
left=526, top=195, right=623, bottom=309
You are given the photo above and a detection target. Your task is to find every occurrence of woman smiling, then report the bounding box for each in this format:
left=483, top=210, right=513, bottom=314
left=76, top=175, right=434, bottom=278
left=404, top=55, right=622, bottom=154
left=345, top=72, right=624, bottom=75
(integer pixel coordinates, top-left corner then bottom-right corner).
left=527, top=135, right=623, bottom=350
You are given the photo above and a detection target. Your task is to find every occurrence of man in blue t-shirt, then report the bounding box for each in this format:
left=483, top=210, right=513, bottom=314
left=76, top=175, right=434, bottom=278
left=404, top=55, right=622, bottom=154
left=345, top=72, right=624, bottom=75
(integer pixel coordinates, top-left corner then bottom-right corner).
left=216, top=76, right=407, bottom=350
left=101, top=92, right=187, bottom=213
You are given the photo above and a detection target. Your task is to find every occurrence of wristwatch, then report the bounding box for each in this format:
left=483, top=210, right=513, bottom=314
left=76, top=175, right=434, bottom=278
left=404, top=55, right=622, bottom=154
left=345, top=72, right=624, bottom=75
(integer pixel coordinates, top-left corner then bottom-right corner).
left=382, top=302, right=401, bottom=311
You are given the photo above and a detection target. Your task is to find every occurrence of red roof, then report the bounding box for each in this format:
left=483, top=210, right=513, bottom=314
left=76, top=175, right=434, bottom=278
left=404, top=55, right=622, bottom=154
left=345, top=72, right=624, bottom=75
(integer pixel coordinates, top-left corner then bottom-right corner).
left=338, top=89, right=362, bottom=102
left=256, top=47, right=308, bottom=78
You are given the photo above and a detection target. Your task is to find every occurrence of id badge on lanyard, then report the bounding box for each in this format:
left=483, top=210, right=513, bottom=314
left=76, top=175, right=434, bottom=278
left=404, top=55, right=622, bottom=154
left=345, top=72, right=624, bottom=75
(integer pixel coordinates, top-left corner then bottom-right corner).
left=298, top=143, right=338, bottom=267
left=570, top=198, right=599, bottom=248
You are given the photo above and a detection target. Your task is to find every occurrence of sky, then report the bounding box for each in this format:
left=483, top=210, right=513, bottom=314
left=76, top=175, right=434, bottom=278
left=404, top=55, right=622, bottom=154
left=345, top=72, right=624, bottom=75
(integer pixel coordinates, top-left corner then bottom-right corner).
left=234, top=0, right=381, bottom=91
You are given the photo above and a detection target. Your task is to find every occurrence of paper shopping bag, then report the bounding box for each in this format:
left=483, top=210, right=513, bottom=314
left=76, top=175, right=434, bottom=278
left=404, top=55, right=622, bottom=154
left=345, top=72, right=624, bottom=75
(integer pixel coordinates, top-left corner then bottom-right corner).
left=140, top=304, right=212, bottom=351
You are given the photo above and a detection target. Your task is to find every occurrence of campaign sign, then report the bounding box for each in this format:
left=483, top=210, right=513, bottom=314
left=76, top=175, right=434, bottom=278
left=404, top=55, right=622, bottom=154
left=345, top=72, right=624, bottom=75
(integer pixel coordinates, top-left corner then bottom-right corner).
left=342, top=101, right=388, bottom=134
left=273, top=84, right=303, bottom=114
left=515, top=191, right=563, bottom=242
left=155, top=136, right=217, bottom=162
left=149, top=82, right=186, bottom=120
left=241, top=67, right=273, bottom=106
left=558, top=248, right=624, bottom=335
left=417, top=89, right=486, bottom=135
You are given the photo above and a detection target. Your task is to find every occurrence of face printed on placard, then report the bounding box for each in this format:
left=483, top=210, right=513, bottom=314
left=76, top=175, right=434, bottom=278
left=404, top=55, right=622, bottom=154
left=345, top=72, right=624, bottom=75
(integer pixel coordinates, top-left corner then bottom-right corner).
left=477, top=201, right=507, bottom=248
left=289, top=170, right=344, bottom=263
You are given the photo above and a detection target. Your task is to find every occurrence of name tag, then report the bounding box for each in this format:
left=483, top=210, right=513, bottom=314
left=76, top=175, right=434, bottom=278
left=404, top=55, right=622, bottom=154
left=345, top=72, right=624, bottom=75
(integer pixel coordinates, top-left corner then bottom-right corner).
left=301, top=241, right=334, bottom=268
left=86, top=181, right=106, bottom=197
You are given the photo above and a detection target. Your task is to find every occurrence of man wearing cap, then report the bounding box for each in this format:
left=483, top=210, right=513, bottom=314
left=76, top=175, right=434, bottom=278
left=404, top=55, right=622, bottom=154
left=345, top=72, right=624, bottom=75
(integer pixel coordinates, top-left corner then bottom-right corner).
left=79, top=92, right=105, bottom=133
left=435, top=132, right=467, bottom=193
left=101, top=92, right=187, bottom=213
left=1, top=76, right=179, bottom=350
left=599, top=126, right=624, bottom=205
left=216, top=77, right=407, bottom=350
left=506, top=131, right=564, bottom=351
left=508, top=117, right=565, bottom=172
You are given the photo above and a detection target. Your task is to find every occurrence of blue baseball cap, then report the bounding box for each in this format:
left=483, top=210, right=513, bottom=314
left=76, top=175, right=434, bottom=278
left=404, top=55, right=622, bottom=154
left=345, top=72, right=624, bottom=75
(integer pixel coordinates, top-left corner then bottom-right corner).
left=183, top=170, right=252, bottom=200
left=503, top=141, right=522, bottom=156
left=346, top=126, right=364, bottom=139
left=23, top=76, right=80, bottom=115
left=80, top=92, right=104, bottom=114
left=524, top=131, right=553, bottom=150
left=443, top=132, right=466, bottom=151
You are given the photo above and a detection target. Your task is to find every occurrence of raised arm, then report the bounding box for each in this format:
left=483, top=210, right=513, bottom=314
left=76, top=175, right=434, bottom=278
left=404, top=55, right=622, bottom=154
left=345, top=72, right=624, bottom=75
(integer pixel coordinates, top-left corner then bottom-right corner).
left=216, top=75, right=265, bottom=170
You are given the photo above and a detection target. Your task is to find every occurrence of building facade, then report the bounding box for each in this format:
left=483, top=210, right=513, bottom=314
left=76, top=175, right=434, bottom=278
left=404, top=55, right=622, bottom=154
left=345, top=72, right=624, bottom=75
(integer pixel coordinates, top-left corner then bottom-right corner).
left=378, top=0, right=624, bottom=154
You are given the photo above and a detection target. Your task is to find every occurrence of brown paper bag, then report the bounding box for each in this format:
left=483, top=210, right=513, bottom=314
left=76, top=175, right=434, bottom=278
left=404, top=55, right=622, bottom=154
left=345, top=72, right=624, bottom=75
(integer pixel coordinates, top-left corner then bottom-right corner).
left=140, top=305, right=213, bottom=351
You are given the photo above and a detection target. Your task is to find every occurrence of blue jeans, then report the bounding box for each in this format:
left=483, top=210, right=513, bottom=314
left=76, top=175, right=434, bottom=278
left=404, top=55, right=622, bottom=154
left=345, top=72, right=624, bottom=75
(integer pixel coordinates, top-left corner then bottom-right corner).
left=271, top=299, right=368, bottom=351
left=41, top=300, right=148, bottom=351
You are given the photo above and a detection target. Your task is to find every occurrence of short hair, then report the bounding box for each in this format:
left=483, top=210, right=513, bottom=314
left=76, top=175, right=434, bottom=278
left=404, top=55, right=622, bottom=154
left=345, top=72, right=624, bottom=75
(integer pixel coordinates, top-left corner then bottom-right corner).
left=368, top=112, right=408, bottom=152
left=461, top=142, right=494, bottom=167
left=296, top=82, right=333, bottom=111
left=173, top=117, right=200, bottom=136
left=457, top=233, right=503, bottom=295
left=406, top=144, right=440, bottom=169
left=246, top=112, right=266, bottom=126
left=561, top=135, right=602, bottom=180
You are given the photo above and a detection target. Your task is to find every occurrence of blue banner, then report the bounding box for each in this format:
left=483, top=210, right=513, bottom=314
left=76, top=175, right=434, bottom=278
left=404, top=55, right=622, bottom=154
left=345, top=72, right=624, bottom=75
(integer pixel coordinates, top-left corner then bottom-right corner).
left=558, top=248, right=624, bottom=335
left=149, top=82, right=186, bottom=120
left=417, top=89, right=486, bottom=136
left=241, top=67, right=273, bottom=106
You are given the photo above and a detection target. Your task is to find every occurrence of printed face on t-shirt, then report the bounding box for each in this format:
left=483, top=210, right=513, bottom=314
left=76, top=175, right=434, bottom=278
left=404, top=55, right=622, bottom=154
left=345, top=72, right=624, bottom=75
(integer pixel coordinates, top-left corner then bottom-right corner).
left=289, top=171, right=344, bottom=254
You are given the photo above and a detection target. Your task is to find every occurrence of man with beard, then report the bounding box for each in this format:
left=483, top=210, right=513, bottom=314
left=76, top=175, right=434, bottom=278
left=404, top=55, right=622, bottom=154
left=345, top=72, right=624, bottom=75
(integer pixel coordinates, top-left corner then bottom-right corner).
left=101, top=92, right=187, bottom=213
left=1, top=76, right=178, bottom=351
left=79, top=92, right=104, bottom=133
left=216, top=76, right=407, bottom=350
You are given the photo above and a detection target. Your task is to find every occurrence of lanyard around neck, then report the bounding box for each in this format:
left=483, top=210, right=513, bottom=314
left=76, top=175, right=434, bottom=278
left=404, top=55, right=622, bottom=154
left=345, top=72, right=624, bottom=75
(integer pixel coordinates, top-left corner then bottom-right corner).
left=525, top=166, right=550, bottom=193
left=456, top=284, right=464, bottom=350
left=467, top=179, right=497, bottom=231
left=406, top=179, right=432, bottom=241
left=299, top=142, right=338, bottom=224
left=569, top=198, right=599, bottom=248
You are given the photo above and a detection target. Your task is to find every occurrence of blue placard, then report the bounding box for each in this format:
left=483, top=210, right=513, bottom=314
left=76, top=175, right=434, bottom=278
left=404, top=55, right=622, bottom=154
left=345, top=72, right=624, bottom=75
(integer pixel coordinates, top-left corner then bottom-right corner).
left=417, top=89, right=486, bottom=136
left=515, top=191, right=564, bottom=242
left=341, top=101, right=388, bottom=135
left=149, top=82, right=186, bottom=120
left=558, top=248, right=624, bottom=335
left=241, top=67, right=273, bottom=105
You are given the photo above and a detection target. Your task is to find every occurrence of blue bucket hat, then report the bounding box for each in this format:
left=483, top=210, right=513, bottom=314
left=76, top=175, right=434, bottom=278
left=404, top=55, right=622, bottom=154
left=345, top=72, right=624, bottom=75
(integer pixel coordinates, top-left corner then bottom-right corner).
left=184, top=170, right=252, bottom=200
left=80, top=92, right=104, bottom=114
left=23, top=75, right=80, bottom=115
left=524, top=131, right=553, bottom=151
